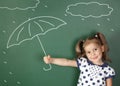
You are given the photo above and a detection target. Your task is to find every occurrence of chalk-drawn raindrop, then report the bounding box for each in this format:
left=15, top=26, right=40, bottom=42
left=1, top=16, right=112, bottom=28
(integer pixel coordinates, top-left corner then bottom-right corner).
left=2, top=51, right=6, bottom=55
left=3, top=80, right=7, bottom=83
left=17, top=81, right=21, bottom=85
left=3, top=61, right=7, bottom=64
left=9, top=72, right=13, bottom=75
left=107, top=18, right=110, bottom=21
left=110, top=29, right=114, bottom=31
left=2, top=30, right=6, bottom=33
left=97, top=23, right=100, bottom=26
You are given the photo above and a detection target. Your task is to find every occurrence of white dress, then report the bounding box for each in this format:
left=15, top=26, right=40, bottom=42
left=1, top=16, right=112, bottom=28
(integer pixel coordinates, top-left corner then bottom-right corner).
left=77, top=57, right=115, bottom=86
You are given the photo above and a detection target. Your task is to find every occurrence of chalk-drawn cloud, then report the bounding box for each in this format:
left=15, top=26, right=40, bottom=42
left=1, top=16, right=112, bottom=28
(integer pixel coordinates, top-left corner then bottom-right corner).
left=66, top=2, right=113, bottom=18
left=0, top=0, right=40, bottom=10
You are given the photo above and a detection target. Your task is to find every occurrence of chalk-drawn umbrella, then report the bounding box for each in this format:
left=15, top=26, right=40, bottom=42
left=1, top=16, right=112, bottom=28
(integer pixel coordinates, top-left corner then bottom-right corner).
left=7, top=16, right=67, bottom=71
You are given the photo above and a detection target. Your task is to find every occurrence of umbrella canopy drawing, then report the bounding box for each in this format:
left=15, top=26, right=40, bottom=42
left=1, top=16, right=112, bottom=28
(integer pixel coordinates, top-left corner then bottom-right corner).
left=7, top=16, right=67, bottom=71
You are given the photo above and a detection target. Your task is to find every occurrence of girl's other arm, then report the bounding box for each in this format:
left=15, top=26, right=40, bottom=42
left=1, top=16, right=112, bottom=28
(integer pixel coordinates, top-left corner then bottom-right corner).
left=106, top=78, right=112, bottom=86
left=43, top=55, right=77, bottom=67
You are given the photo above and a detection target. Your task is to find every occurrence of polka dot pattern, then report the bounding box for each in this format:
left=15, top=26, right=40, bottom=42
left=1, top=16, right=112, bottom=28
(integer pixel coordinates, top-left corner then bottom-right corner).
left=77, top=57, right=115, bottom=86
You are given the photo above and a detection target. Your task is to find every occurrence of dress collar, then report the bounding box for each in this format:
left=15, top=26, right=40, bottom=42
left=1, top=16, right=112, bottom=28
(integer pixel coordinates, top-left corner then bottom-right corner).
left=87, top=58, right=108, bottom=67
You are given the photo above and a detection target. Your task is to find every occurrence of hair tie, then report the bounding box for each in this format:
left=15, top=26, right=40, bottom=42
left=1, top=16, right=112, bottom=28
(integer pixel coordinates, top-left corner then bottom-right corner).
left=95, top=33, right=103, bottom=45
left=95, top=34, right=98, bottom=38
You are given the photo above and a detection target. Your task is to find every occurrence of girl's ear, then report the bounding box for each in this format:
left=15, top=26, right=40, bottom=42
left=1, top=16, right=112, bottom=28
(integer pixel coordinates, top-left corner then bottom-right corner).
left=101, top=45, right=105, bottom=52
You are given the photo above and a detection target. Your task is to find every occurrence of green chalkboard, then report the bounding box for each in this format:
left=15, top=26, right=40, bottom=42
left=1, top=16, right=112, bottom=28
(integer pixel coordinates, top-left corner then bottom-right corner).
left=0, top=0, right=120, bottom=86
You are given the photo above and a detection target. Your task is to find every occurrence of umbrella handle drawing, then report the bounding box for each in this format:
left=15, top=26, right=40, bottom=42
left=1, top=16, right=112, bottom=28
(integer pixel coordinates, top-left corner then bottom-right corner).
left=37, top=36, right=52, bottom=71
left=7, top=16, right=67, bottom=71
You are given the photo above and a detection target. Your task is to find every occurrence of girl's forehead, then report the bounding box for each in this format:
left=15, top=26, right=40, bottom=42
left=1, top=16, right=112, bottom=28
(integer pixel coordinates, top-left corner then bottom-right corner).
left=83, top=39, right=101, bottom=46
left=84, top=43, right=100, bottom=50
left=85, top=43, right=99, bottom=47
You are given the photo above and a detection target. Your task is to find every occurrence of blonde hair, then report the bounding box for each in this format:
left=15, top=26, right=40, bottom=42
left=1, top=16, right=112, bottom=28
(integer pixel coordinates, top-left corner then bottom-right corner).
left=76, top=32, right=111, bottom=62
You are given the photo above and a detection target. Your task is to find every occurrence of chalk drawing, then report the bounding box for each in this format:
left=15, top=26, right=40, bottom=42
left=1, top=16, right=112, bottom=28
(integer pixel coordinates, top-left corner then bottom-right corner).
left=3, top=80, right=7, bottom=83
left=7, top=16, right=67, bottom=71
left=66, top=2, right=113, bottom=18
left=16, top=81, right=21, bottom=85
left=110, top=29, right=114, bottom=31
left=97, top=23, right=100, bottom=26
left=0, top=0, right=40, bottom=10
left=9, top=72, right=13, bottom=75
left=3, top=61, right=7, bottom=64
left=107, top=18, right=110, bottom=21
left=2, top=51, right=6, bottom=54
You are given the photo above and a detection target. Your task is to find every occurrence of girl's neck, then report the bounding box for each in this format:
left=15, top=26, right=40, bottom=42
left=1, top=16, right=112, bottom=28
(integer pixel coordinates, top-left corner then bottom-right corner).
left=92, top=60, right=104, bottom=66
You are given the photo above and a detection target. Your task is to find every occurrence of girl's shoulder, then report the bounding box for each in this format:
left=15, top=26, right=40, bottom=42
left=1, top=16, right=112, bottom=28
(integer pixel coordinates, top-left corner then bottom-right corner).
left=103, top=64, right=116, bottom=79
left=77, top=57, right=87, bottom=61
left=104, top=64, right=115, bottom=72
left=77, top=57, right=88, bottom=65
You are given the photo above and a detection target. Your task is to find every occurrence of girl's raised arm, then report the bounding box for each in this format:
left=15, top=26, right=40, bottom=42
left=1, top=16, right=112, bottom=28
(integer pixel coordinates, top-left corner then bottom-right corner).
left=106, top=78, right=112, bottom=86
left=43, top=55, right=77, bottom=67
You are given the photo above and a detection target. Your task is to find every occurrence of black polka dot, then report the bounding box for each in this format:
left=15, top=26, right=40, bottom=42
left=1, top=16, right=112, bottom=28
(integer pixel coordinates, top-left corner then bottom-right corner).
left=80, top=59, right=83, bottom=61
left=92, top=82, right=95, bottom=85
left=97, top=80, right=100, bottom=83
left=90, top=78, right=93, bottom=81
left=83, top=76, right=86, bottom=79
left=87, top=74, right=90, bottom=76
left=81, top=71, right=84, bottom=74
left=108, top=68, right=111, bottom=70
left=81, top=83, right=84, bottom=85
left=85, top=80, right=88, bottom=83
left=85, top=69, right=88, bottom=72
left=99, top=73, right=102, bottom=76
left=102, top=81, right=105, bottom=84
left=102, top=78, right=105, bottom=80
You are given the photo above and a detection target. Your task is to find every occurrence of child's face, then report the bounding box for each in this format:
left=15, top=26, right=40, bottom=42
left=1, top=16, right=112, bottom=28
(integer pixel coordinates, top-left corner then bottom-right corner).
left=84, top=42, right=104, bottom=65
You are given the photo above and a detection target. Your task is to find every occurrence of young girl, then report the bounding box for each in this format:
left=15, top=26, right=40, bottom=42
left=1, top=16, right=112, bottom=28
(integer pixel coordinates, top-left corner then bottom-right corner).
left=43, top=32, right=115, bottom=86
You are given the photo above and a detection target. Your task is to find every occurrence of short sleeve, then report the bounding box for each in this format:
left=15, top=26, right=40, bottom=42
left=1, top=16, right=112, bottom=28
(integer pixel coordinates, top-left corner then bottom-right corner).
left=104, top=66, right=115, bottom=79
left=76, top=57, right=87, bottom=69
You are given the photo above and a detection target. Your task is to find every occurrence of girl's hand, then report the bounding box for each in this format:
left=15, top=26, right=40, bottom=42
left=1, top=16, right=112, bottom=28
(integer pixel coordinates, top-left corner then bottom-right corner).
left=43, top=55, right=51, bottom=64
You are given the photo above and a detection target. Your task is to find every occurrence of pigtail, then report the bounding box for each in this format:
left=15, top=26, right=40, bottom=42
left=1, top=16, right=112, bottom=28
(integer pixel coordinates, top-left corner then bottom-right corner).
left=75, top=40, right=85, bottom=58
left=96, top=32, right=111, bottom=62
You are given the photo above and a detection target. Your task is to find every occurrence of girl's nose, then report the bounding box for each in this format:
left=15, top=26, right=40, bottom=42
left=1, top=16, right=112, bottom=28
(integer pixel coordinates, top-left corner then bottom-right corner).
left=91, top=52, right=95, bottom=56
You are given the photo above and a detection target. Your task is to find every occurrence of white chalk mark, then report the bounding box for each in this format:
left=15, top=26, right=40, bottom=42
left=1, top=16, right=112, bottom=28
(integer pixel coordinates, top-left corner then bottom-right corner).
left=28, top=23, right=31, bottom=37
left=2, top=51, right=6, bottom=54
left=0, top=0, right=40, bottom=10
left=37, top=36, right=46, bottom=56
left=16, top=27, right=24, bottom=41
left=16, top=81, right=21, bottom=85
left=9, top=72, right=13, bottom=75
left=3, top=61, right=7, bottom=64
left=32, top=9, right=35, bottom=11
left=7, top=16, right=67, bottom=71
left=34, top=21, right=44, bottom=32
left=3, top=80, right=7, bottom=83
left=81, top=18, right=85, bottom=20
left=66, top=2, right=113, bottom=18
left=110, top=29, right=114, bottom=31
left=43, top=64, right=52, bottom=71
left=38, top=20, right=55, bottom=27
left=12, top=21, right=16, bottom=23
left=2, top=30, right=6, bottom=33
left=97, top=23, right=100, bottom=26
left=107, top=18, right=110, bottom=21
left=7, top=16, right=67, bottom=48
left=44, top=5, right=48, bottom=8
left=64, top=14, right=67, bottom=16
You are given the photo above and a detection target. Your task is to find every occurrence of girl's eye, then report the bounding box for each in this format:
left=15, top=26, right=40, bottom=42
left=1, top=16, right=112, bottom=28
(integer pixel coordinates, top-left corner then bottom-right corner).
left=94, top=48, right=97, bottom=51
left=87, top=51, right=90, bottom=54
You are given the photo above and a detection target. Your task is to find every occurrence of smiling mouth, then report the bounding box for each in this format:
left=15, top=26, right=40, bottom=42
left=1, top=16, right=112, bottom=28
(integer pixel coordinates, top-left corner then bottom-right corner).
left=92, top=56, right=98, bottom=59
